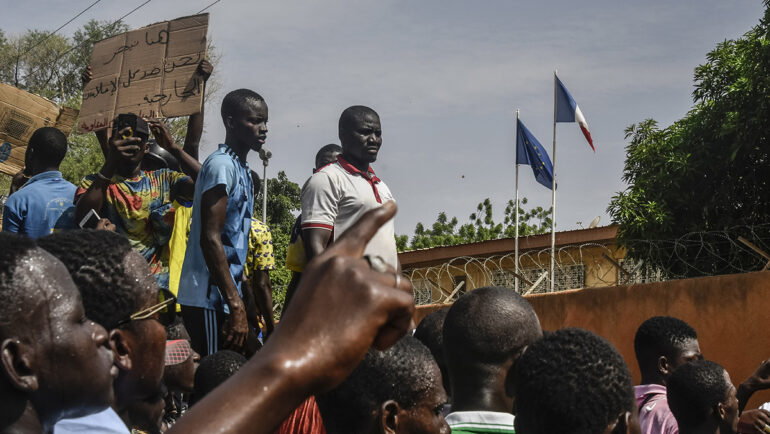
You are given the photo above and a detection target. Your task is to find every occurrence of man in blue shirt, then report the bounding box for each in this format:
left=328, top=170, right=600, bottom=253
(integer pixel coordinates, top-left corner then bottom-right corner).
left=2, top=127, right=76, bottom=238
left=178, top=88, right=267, bottom=356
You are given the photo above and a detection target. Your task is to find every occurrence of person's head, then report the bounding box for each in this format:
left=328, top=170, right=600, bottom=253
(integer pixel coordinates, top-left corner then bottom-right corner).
left=163, top=336, right=199, bottom=394
left=112, top=113, right=151, bottom=168
left=314, top=143, right=342, bottom=172
left=0, top=233, right=115, bottom=430
left=442, top=286, right=542, bottom=413
left=126, top=382, right=166, bottom=434
left=414, top=308, right=451, bottom=396
left=191, top=350, right=246, bottom=405
left=250, top=170, right=261, bottom=201
left=24, top=127, right=68, bottom=174
left=318, top=335, right=449, bottom=434
left=513, top=328, right=640, bottom=434
left=37, top=230, right=166, bottom=412
left=634, top=316, right=702, bottom=385
left=667, top=360, right=738, bottom=434
left=338, top=106, right=381, bottom=166
left=221, top=89, right=267, bottom=153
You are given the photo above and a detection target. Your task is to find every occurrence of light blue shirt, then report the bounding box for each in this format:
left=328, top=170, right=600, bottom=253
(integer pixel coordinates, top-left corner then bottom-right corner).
left=178, top=145, right=253, bottom=312
left=2, top=171, right=76, bottom=238
left=54, top=408, right=130, bottom=434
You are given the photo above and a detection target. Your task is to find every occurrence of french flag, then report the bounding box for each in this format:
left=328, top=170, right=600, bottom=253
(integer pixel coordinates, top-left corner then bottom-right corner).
left=555, top=76, right=595, bottom=152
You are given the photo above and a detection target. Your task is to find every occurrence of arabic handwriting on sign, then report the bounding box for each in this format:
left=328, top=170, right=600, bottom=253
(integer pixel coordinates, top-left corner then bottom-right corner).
left=80, top=118, right=109, bottom=132
left=140, top=67, right=162, bottom=80
left=146, top=29, right=169, bottom=46
left=103, top=40, right=140, bottom=65
left=123, top=69, right=141, bottom=88
left=164, top=53, right=201, bottom=74
left=143, top=93, right=169, bottom=104
left=174, top=78, right=201, bottom=99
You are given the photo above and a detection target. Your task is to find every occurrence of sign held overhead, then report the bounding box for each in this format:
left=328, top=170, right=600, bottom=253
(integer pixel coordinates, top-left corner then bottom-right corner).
left=78, top=13, right=209, bottom=133
left=0, top=83, right=79, bottom=176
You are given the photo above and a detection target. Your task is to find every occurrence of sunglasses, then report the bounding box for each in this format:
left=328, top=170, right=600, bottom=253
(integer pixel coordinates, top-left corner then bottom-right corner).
left=113, top=297, right=175, bottom=329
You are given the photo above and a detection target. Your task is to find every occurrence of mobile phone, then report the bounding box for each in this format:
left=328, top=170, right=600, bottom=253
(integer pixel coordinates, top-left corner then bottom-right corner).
left=113, top=113, right=139, bottom=139
left=79, top=209, right=101, bottom=229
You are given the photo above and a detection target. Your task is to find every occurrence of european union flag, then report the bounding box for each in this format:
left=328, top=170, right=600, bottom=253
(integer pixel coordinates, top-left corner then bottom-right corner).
left=516, top=118, right=554, bottom=190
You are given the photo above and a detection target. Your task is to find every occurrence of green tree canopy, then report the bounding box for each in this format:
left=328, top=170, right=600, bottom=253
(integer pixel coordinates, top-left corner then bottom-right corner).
left=398, top=197, right=551, bottom=251
left=608, top=2, right=770, bottom=276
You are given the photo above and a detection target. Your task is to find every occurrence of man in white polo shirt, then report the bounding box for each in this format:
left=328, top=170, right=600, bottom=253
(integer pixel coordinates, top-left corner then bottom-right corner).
left=300, top=105, right=398, bottom=269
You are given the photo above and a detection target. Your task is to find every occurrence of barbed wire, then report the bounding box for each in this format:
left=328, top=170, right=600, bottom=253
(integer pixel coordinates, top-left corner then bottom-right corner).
left=402, top=223, right=770, bottom=305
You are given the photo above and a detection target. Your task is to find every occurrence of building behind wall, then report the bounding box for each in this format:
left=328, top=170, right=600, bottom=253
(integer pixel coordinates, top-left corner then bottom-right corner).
left=400, top=225, right=666, bottom=305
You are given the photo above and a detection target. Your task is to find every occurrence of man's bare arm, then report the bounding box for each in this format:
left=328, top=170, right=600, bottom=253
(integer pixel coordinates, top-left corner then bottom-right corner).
left=251, top=270, right=275, bottom=334
left=200, top=185, right=248, bottom=352
left=182, top=59, right=212, bottom=160
left=303, top=228, right=332, bottom=262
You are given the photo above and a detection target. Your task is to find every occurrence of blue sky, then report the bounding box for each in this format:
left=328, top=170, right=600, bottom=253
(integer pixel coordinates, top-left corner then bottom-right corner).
left=2, top=1, right=765, bottom=235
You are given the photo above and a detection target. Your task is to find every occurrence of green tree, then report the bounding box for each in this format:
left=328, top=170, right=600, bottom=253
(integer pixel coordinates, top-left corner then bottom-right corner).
left=400, top=197, right=551, bottom=251
left=608, top=2, right=770, bottom=276
left=0, top=20, right=128, bottom=103
left=254, top=171, right=302, bottom=312
left=1, top=20, right=127, bottom=187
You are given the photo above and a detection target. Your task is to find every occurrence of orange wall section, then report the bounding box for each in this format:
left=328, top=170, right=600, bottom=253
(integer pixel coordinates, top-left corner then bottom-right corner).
left=414, top=270, right=770, bottom=410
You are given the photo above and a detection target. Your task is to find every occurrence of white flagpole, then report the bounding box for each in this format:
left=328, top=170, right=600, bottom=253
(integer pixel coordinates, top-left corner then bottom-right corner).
left=515, top=109, right=520, bottom=294
left=550, top=70, right=557, bottom=292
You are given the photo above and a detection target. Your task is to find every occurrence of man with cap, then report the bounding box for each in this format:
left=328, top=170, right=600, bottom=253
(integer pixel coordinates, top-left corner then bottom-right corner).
left=74, top=116, right=200, bottom=292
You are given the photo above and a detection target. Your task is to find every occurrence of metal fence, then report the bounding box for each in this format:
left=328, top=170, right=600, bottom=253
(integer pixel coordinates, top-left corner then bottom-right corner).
left=403, top=224, right=770, bottom=305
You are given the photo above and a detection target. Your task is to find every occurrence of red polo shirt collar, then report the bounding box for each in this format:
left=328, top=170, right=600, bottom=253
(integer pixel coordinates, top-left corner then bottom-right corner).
left=337, top=156, right=383, bottom=203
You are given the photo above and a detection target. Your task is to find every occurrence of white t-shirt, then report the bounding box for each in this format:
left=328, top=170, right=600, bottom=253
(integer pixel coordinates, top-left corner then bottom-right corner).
left=301, top=157, right=398, bottom=269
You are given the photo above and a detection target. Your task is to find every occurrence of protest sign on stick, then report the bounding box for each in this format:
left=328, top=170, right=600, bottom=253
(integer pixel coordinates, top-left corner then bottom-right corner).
left=78, top=13, right=208, bottom=133
left=0, top=83, right=78, bottom=176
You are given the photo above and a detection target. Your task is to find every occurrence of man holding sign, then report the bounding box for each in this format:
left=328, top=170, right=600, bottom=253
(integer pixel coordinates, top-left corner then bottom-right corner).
left=74, top=114, right=201, bottom=293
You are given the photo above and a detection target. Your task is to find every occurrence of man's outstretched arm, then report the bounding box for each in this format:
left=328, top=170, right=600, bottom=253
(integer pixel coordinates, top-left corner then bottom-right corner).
left=168, top=202, right=414, bottom=434
left=182, top=59, right=213, bottom=161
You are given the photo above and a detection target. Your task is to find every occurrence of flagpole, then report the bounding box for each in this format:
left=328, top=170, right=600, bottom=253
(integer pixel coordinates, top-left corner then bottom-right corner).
left=550, top=69, right=557, bottom=292
left=515, top=109, right=520, bottom=294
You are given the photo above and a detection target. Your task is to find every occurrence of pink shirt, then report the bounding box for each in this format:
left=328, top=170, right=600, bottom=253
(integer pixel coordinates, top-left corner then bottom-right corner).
left=635, top=384, right=679, bottom=434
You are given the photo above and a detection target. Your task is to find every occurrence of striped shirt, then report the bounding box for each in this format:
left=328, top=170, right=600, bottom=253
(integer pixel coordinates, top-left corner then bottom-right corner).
left=446, top=411, right=515, bottom=434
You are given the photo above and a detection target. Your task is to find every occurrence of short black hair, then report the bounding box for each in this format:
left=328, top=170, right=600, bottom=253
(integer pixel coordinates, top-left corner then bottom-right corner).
left=0, top=233, right=40, bottom=330
left=634, top=316, right=698, bottom=370
left=314, top=144, right=342, bottom=170
left=514, top=328, right=635, bottom=434
left=192, top=350, right=246, bottom=404
left=37, top=230, right=142, bottom=329
left=338, top=105, right=378, bottom=132
left=414, top=308, right=450, bottom=392
left=165, top=317, right=189, bottom=341
left=415, top=307, right=449, bottom=365
left=317, top=335, right=440, bottom=434
left=667, top=360, right=728, bottom=429
left=28, top=127, right=68, bottom=168
left=221, top=89, right=264, bottom=123
left=250, top=170, right=261, bottom=199
left=444, top=286, right=540, bottom=368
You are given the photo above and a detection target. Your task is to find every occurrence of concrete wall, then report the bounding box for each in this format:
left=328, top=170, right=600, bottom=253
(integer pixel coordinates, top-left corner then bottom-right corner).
left=414, top=270, right=770, bottom=410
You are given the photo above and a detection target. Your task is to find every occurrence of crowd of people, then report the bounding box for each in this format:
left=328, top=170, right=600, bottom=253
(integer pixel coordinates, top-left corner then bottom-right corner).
left=2, top=58, right=770, bottom=434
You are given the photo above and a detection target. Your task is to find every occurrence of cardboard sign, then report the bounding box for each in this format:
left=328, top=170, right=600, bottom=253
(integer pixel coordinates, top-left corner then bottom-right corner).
left=0, top=83, right=79, bottom=176
left=78, top=14, right=208, bottom=133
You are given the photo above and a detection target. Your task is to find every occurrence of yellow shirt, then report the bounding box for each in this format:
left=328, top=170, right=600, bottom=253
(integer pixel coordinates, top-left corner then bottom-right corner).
left=167, top=200, right=193, bottom=312
left=244, top=218, right=275, bottom=278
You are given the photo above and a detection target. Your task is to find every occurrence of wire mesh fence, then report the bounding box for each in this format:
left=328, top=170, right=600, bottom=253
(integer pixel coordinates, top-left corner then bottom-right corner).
left=402, top=224, right=770, bottom=305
